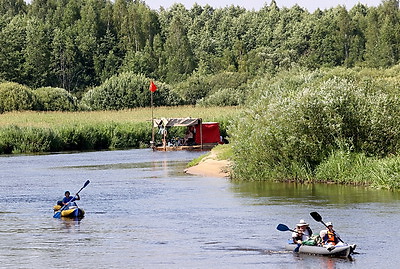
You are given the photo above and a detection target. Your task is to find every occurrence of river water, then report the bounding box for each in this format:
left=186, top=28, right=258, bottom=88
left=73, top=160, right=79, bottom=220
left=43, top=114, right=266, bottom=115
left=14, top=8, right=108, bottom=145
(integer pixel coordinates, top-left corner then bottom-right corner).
left=0, top=149, right=399, bottom=268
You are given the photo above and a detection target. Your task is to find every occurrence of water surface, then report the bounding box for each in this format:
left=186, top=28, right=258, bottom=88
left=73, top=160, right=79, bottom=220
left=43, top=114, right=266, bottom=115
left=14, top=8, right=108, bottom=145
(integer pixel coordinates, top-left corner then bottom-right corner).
left=0, top=149, right=399, bottom=268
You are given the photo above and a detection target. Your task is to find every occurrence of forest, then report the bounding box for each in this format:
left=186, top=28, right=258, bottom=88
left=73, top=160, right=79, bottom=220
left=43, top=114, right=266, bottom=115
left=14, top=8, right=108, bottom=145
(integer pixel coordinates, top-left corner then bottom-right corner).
left=0, top=0, right=400, bottom=110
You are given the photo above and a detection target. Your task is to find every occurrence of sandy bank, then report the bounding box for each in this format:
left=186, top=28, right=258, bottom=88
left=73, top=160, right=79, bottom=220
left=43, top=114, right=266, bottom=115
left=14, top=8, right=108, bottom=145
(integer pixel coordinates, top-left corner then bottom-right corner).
left=184, top=152, right=231, bottom=178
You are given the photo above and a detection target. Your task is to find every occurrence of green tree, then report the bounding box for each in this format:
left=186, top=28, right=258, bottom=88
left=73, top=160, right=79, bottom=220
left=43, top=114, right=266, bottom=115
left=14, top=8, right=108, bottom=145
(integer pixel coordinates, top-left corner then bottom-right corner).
left=164, top=16, right=195, bottom=82
left=94, top=28, right=121, bottom=83
left=50, top=27, right=81, bottom=91
left=75, top=0, right=103, bottom=87
left=306, top=9, right=343, bottom=68
left=0, top=0, right=26, bottom=17
left=336, top=6, right=355, bottom=66
left=28, top=0, right=57, bottom=22
left=23, top=18, right=52, bottom=88
left=0, top=15, right=27, bottom=84
left=348, top=3, right=369, bottom=65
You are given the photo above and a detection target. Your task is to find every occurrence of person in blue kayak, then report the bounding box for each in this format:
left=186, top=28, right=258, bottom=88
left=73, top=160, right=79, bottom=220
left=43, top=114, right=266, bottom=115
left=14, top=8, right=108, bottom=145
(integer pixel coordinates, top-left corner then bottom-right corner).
left=62, top=191, right=80, bottom=205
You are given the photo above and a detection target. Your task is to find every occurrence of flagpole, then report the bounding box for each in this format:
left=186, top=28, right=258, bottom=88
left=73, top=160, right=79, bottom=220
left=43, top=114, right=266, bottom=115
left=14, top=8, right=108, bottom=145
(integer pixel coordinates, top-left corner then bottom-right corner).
left=151, top=89, right=155, bottom=149
left=149, top=81, right=157, bottom=150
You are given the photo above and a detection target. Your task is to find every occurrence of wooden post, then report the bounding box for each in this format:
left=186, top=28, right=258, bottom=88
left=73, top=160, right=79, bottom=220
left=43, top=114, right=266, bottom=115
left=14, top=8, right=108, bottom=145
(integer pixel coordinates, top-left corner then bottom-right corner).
left=200, top=118, right=203, bottom=149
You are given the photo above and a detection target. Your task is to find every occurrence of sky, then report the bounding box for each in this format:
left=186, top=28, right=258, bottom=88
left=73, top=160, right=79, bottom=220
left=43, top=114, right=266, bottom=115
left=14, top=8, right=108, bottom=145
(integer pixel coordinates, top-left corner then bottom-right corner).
left=145, top=0, right=384, bottom=11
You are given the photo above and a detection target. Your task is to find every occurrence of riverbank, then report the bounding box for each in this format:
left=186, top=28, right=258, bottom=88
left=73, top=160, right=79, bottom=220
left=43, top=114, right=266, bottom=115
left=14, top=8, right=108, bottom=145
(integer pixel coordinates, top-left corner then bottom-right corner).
left=0, top=107, right=237, bottom=154
left=185, top=150, right=231, bottom=178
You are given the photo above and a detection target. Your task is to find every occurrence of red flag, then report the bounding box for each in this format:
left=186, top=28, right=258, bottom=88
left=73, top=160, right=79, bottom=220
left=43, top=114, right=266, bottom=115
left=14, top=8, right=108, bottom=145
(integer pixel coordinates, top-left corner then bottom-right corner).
left=149, top=81, right=157, bottom=92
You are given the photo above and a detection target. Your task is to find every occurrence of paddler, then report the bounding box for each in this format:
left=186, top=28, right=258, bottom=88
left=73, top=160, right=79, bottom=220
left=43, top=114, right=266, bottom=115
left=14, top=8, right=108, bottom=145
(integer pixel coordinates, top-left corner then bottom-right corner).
left=320, top=222, right=342, bottom=246
left=292, top=219, right=313, bottom=244
left=62, top=190, right=80, bottom=205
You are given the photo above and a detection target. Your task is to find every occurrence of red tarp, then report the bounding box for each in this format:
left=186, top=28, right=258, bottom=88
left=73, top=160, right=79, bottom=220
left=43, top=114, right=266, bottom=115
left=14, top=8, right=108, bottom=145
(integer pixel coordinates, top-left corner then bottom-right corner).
left=195, top=122, right=220, bottom=144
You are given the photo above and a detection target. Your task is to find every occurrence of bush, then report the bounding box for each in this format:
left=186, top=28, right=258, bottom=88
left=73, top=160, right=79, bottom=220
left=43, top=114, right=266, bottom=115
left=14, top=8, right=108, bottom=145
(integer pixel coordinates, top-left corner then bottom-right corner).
left=229, top=68, right=400, bottom=182
left=0, top=82, right=37, bottom=113
left=173, top=72, right=251, bottom=105
left=0, top=122, right=153, bottom=154
left=35, top=87, right=77, bottom=111
left=197, top=88, right=247, bottom=107
left=80, top=72, right=182, bottom=110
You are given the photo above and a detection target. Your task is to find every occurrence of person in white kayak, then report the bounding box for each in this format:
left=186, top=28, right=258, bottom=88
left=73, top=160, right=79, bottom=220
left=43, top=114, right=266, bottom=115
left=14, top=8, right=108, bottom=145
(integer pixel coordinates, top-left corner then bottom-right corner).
left=292, top=219, right=313, bottom=244
left=319, top=222, right=345, bottom=247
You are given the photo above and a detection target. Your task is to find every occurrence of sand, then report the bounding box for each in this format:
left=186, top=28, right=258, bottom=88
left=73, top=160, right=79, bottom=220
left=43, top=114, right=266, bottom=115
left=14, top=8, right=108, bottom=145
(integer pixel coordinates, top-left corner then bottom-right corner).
left=184, top=152, right=230, bottom=178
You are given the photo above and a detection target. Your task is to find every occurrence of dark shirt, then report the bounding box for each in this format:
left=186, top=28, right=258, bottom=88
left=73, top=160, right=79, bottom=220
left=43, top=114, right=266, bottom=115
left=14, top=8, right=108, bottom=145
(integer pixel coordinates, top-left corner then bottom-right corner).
left=62, top=196, right=74, bottom=204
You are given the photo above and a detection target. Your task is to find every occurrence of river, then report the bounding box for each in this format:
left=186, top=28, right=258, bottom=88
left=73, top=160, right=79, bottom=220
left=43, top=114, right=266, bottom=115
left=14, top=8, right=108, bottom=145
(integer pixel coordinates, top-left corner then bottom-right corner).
left=0, top=149, right=399, bottom=268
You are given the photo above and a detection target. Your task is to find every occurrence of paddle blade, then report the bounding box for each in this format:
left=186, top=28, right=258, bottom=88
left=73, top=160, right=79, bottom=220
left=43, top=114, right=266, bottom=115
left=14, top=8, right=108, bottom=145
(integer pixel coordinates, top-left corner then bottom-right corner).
left=83, top=180, right=90, bottom=188
left=310, top=211, right=322, bottom=222
left=277, top=224, right=290, bottom=231
left=53, top=211, right=61, bottom=218
left=294, top=243, right=301, bottom=253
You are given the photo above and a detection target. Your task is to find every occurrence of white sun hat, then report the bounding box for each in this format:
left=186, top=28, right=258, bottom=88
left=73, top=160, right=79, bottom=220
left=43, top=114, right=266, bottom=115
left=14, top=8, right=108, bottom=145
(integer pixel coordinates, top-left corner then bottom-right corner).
left=296, top=219, right=309, bottom=226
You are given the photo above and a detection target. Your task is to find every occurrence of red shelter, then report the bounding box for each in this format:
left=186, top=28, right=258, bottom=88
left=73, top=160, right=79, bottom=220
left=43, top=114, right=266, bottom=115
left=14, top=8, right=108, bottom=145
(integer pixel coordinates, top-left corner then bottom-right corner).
left=152, top=118, right=221, bottom=150
left=195, top=122, right=220, bottom=144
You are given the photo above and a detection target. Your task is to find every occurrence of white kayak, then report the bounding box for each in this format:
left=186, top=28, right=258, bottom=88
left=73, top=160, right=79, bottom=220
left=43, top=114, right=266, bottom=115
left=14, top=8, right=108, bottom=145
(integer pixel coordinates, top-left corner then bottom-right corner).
left=285, top=243, right=356, bottom=257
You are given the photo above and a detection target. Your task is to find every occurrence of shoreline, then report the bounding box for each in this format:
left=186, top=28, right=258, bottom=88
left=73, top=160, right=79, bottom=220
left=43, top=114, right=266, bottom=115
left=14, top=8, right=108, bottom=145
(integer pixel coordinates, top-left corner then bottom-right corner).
left=184, top=152, right=230, bottom=178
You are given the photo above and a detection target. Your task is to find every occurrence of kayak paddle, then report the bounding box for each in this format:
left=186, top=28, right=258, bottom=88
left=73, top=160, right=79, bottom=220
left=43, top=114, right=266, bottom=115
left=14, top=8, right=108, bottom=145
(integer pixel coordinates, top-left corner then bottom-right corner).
left=310, top=211, right=344, bottom=243
left=276, top=223, right=296, bottom=233
left=276, top=224, right=301, bottom=253
left=53, top=180, right=90, bottom=218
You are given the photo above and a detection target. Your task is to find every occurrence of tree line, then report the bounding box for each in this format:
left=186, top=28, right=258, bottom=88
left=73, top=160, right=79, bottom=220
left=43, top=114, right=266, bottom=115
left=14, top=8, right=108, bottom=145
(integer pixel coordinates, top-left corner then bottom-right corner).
left=0, top=0, right=399, bottom=98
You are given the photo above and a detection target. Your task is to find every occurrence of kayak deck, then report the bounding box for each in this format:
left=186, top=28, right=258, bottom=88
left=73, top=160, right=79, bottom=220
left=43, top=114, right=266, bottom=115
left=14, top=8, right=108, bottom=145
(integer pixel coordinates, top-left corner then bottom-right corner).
left=53, top=204, right=85, bottom=218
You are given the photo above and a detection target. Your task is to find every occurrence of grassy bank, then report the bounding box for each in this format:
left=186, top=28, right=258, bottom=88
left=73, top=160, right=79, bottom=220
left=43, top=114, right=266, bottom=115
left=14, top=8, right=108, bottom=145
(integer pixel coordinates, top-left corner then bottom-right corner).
left=229, top=67, right=400, bottom=190
left=0, top=106, right=240, bottom=154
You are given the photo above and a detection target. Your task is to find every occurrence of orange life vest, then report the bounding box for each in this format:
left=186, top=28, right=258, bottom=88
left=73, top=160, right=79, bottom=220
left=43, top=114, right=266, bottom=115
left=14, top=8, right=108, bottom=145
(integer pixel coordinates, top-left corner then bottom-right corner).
left=326, top=231, right=338, bottom=245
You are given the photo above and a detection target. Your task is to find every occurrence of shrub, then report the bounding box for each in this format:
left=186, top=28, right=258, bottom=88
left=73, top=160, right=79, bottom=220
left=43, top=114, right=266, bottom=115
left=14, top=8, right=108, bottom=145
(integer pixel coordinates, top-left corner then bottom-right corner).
left=80, top=72, right=182, bottom=110
left=110, top=122, right=150, bottom=149
left=35, top=87, right=77, bottom=111
left=229, top=68, right=400, bottom=182
left=0, top=82, right=37, bottom=113
left=173, top=72, right=251, bottom=105
left=197, top=88, right=247, bottom=107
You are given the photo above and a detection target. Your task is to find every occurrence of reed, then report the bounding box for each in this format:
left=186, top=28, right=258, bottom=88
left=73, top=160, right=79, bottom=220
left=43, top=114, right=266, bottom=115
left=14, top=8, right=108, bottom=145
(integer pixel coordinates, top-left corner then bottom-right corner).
left=0, top=106, right=240, bottom=128
left=0, top=106, right=240, bottom=154
left=315, top=150, right=400, bottom=190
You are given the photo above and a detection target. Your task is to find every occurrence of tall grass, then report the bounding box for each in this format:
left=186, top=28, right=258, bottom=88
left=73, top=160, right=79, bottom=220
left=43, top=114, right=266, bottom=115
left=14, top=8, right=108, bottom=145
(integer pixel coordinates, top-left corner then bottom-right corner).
left=0, top=106, right=240, bottom=154
left=0, top=106, right=240, bottom=128
left=315, top=150, right=400, bottom=190
left=0, top=123, right=151, bottom=154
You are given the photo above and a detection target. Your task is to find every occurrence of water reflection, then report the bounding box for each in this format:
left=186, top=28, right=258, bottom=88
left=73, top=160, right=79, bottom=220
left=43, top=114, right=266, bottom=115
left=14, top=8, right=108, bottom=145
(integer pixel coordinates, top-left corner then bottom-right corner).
left=293, top=255, right=356, bottom=268
left=54, top=160, right=184, bottom=171
left=230, top=181, right=400, bottom=205
left=59, top=217, right=82, bottom=231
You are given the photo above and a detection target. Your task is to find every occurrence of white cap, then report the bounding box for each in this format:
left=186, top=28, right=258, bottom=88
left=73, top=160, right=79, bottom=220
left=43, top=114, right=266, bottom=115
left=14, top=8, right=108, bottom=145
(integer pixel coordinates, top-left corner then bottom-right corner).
left=326, top=222, right=333, bottom=226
